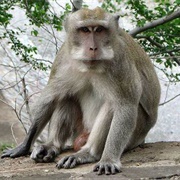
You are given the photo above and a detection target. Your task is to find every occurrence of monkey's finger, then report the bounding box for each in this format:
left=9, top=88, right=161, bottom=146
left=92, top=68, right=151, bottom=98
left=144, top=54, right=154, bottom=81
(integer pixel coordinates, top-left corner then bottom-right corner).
left=43, top=154, right=54, bottom=162
left=97, top=165, right=105, bottom=175
left=31, top=146, right=47, bottom=162
left=36, top=146, right=47, bottom=159
left=1, top=150, right=11, bottom=158
left=56, top=156, right=69, bottom=169
left=2, top=149, right=26, bottom=158
left=2, top=148, right=11, bottom=153
left=69, top=158, right=77, bottom=168
left=105, top=165, right=111, bottom=175
left=63, top=156, right=75, bottom=168
left=10, top=152, right=22, bottom=158
left=114, top=165, right=121, bottom=173
left=93, top=164, right=99, bottom=172
left=109, top=164, right=120, bottom=175
left=43, top=149, right=56, bottom=162
left=110, top=165, right=116, bottom=174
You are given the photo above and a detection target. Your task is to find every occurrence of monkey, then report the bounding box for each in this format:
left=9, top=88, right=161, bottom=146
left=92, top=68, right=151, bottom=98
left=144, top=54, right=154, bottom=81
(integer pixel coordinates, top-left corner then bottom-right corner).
left=1, top=4, right=161, bottom=175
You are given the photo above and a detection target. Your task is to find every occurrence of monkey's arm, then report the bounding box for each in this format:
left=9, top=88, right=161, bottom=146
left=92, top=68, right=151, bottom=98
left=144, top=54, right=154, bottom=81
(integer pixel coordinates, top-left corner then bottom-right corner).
left=56, top=102, right=113, bottom=168
left=93, top=103, right=138, bottom=175
left=1, top=85, right=56, bottom=158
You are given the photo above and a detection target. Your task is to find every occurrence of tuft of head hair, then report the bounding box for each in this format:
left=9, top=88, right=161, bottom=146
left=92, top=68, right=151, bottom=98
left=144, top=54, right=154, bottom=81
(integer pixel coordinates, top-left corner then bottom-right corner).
left=79, top=7, right=106, bottom=20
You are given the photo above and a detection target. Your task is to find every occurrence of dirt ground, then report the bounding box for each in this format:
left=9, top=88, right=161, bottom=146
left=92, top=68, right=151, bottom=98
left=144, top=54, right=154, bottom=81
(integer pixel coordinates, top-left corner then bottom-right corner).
left=0, top=142, right=180, bottom=179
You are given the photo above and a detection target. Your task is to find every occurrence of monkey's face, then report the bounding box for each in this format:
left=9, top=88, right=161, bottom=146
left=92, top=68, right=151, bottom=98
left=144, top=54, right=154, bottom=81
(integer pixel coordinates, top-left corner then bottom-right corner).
left=65, top=7, right=119, bottom=73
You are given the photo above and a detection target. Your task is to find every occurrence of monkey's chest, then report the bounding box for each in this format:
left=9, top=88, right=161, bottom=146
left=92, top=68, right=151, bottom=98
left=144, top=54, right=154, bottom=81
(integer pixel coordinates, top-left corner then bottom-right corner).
left=78, top=88, right=104, bottom=131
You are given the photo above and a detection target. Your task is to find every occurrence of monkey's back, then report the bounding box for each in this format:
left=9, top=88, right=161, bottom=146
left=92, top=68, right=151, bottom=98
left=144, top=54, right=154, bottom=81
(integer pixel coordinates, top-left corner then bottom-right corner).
left=119, top=29, right=161, bottom=117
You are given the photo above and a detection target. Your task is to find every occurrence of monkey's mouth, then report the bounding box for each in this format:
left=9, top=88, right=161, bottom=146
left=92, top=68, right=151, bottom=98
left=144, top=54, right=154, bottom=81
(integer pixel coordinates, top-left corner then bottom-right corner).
left=82, top=60, right=100, bottom=66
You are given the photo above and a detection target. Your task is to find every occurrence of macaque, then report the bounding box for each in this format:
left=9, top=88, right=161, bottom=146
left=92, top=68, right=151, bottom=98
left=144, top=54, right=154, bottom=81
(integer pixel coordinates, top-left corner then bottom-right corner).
left=1, top=1, right=160, bottom=175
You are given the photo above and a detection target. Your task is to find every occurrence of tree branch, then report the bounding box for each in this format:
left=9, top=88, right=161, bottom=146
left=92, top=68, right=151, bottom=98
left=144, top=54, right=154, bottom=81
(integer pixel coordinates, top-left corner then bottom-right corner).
left=136, top=35, right=180, bottom=65
left=0, top=98, right=27, bottom=134
left=129, top=8, right=180, bottom=37
left=159, top=94, right=180, bottom=106
left=22, top=78, right=32, bottom=122
left=150, top=48, right=180, bottom=57
left=71, top=0, right=83, bottom=12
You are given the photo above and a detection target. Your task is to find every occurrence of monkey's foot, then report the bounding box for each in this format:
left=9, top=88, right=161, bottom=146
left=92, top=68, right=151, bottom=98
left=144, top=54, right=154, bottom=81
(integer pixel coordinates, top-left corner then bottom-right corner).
left=56, top=151, right=97, bottom=169
left=1, top=144, right=30, bottom=158
left=93, top=159, right=121, bottom=175
left=30, top=145, right=59, bottom=163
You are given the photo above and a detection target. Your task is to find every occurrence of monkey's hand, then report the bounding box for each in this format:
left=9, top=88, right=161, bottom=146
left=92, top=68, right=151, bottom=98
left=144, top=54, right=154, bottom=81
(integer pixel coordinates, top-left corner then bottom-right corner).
left=56, top=150, right=97, bottom=169
left=93, top=159, right=121, bottom=175
left=1, top=143, right=30, bottom=158
left=30, top=145, right=58, bottom=163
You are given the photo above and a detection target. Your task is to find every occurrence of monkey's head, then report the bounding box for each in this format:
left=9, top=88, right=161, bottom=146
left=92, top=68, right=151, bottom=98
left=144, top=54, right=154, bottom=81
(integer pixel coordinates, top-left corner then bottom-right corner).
left=64, top=7, right=120, bottom=72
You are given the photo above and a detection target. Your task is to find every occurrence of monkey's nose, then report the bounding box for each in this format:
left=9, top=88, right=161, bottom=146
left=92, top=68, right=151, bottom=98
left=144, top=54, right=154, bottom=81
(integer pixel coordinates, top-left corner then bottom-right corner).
left=89, top=47, right=98, bottom=51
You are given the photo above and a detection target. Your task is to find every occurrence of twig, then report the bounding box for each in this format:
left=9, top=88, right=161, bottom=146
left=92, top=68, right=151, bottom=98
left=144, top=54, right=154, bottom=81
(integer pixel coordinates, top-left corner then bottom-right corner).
left=49, top=24, right=59, bottom=53
left=10, top=123, right=18, bottom=145
left=153, top=64, right=171, bottom=82
left=151, top=56, right=180, bottom=59
left=36, top=58, right=53, bottom=65
left=54, top=0, right=66, bottom=10
left=164, top=81, right=170, bottom=103
left=0, top=98, right=27, bottom=134
left=150, top=48, right=180, bottom=57
left=159, top=94, right=180, bottom=106
left=22, top=77, right=32, bottom=122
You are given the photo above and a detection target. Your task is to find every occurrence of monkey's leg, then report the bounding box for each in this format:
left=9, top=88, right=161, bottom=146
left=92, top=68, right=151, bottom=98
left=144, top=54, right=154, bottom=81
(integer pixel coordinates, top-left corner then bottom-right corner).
left=1, top=86, right=56, bottom=158
left=56, top=102, right=113, bottom=169
left=31, top=98, right=82, bottom=163
left=126, top=103, right=158, bottom=151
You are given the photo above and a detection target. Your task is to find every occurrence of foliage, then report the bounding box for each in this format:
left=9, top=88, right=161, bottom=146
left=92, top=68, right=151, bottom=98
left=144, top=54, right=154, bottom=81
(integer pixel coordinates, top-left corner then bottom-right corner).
left=0, top=0, right=179, bottom=81
left=0, top=143, right=14, bottom=152
left=0, top=0, right=71, bottom=71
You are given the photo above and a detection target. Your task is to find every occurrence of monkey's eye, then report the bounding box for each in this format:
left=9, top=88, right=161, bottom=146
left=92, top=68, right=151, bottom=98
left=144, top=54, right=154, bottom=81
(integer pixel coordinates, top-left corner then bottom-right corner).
left=96, top=26, right=105, bottom=33
left=79, top=27, right=90, bottom=33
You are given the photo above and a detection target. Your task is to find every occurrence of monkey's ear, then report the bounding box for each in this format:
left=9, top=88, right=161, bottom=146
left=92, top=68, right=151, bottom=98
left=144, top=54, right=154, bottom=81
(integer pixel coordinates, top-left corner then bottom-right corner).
left=114, top=15, right=120, bottom=22
left=113, top=14, right=120, bottom=28
left=64, top=17, right=69, bottom=32
left=72, top=0, right=83, bottom=12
